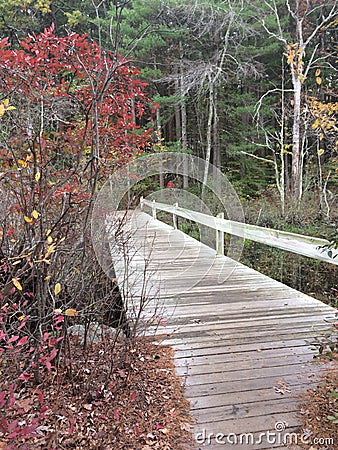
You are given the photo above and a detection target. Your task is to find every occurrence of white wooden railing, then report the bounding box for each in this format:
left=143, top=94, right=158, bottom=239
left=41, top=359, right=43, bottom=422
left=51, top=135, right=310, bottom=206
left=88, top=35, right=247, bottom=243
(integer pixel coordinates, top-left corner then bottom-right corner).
left=140, top=197, right=338, bottom=266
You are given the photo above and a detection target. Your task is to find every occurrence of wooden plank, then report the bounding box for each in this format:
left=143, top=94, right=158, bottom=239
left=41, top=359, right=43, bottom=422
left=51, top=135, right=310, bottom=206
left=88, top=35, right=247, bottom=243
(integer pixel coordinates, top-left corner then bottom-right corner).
left=175, top=352, right=317, bottom=376
left=163, top=327, right=328, bottom=347
left=179, top=362, right=317, bottom=387
left=190, top=384, right=311, bottom=410
left=174, top=346, right=316, bottom=367
left=166, top=338, right=326, bottom=356
left=184, top=371, right=318, bottom=398
left=192, top=412, right=300, bottom=437
left=193, top=398, right=300, bottom=423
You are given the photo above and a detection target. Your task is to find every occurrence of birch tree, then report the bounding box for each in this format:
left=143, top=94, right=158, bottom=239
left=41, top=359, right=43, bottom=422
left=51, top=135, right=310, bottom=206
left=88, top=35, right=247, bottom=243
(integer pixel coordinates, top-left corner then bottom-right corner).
left=259, top=0, right=338, bottom=202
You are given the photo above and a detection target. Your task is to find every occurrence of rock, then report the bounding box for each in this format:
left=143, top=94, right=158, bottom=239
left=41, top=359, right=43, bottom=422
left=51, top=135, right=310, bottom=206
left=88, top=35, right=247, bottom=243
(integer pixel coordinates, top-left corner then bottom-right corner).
left=67, top=323, right=119, bottom=345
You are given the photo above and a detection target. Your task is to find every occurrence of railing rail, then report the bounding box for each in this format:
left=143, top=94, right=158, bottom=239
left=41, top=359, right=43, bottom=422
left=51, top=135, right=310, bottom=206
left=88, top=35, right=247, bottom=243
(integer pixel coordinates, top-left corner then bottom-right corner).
left=140, top=197, right=338, bottom=265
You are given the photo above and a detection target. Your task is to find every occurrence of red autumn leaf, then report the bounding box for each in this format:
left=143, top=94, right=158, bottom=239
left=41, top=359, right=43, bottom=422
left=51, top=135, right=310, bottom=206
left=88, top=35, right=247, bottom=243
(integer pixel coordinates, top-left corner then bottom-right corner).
left=8, top=420, right=18, bottom=432
left=16, top=335, right=28, bottom=346
left=7, top=335, right=19, bottom=344
left=0, top=391, right=7, bottom=408
left=17, top=318, right=29, bottom=330
left=49, top=348, right=58, bottom=361
left=40, top=405, right=49, bottom=415
left=0, top=417, right=7, bottom=432
left=35, top=389, right=44, bottom=404
left=48, top=336, right=63, bottom=346
left=113, top=408, right=119, bottom=421
left=68, top=416, right=76, bottom=435
left=18, top=372, right=32, bottom=381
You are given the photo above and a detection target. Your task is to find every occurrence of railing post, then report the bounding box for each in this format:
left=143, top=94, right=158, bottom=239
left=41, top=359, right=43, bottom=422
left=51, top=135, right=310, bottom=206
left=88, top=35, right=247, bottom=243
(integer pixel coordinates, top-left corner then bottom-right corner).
left=216, top=212, right=224, bottom=255
left=152, top=199, right=157, bottom=220
left=173, top=202, right=178, bottom=229
left=140, top=196, right=144, bottom=210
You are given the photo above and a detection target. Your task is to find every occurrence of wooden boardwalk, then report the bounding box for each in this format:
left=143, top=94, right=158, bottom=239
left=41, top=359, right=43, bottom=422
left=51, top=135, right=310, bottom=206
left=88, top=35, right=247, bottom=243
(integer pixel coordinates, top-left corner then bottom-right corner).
left=111, top=211, right=336, bottom=449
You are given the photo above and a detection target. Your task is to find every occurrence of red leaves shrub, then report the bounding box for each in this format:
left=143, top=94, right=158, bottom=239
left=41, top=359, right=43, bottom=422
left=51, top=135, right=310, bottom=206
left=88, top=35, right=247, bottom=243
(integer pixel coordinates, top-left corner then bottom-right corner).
left=0, top=25, right=153, bottom=448
left=0, top=23, right=151, bottom=168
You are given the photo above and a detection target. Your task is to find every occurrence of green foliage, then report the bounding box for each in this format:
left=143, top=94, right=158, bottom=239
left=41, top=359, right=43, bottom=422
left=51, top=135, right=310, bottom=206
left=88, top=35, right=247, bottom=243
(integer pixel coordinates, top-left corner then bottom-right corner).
left=330, top=390, right=338, bottom=399
left=178, top=220, right=200, bottom=241
left=65, top=10, right=85, bottom=27
left=327, top=413, right=338, bottom=424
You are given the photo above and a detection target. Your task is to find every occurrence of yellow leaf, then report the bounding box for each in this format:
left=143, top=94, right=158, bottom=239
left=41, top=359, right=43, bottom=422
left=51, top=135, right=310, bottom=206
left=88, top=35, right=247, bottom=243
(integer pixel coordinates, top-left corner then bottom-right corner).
left=65, top=308, right=78, bottom=317
left=312, top=119, right=320, bottom=130
left=46, top=229, right=51, bottom=236
left=18, top=315, right=25, bottom=321
left=47, top=235, right=53, bottom=244
left=316, top=76, right=322, bottom=85
left=0, top=104, right=4, bottom=117
left=24, top=215, right=33, bottom=224
left=3, top=99, right=9, bottom=107
left=12, top=260, right=22, bottom=266
left=54, top=308, right=62, bottom=314
left=18, top=159, right=27, bottom=168
left=6, top=106, right=16, bottom=111
left=45, top=243, right=56, bottom=257
left=315, top=69, right=321, bottom=77
left=318, top=149, right=324, bottom=156
left=32, top=210, right=39, bottom=219
left=35, top=172, right=41, bottom=182
left=12, top=278, right=23, bottom=291
left=18, top=159, right=26, bottom=167
left=45, top=275, right=51, bottom=280
left=54, top=283, right=61, bottom=296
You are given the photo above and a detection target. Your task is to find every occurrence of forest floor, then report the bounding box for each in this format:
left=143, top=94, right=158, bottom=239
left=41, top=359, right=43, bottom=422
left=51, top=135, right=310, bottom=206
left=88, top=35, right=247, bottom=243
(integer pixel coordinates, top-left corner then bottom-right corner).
left=296, top=355, right=338, bottom=450
left=1, top=332, right=337, bottom=450
left=0, top=336, right=195, bottom=450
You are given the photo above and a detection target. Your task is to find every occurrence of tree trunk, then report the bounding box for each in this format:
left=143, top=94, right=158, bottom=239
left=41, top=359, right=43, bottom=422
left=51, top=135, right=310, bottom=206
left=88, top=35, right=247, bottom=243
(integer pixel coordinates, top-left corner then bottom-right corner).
left=174, top=77, right=181, bottom=142
left=180, top=46, right=189, bottom=189
left=156, top=106, right=164, bottom=189
left=202, top=77, right=214, bottom=196
left=213, top=90, right=221, bottom=178
left=291, top=74, right=302, bottom=202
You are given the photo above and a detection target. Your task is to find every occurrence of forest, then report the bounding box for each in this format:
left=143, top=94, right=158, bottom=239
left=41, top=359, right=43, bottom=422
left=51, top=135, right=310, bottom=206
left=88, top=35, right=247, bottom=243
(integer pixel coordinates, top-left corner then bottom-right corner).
left=1, top=0, right=337, bottom=299
left=0, top=1, right=337, bottom=448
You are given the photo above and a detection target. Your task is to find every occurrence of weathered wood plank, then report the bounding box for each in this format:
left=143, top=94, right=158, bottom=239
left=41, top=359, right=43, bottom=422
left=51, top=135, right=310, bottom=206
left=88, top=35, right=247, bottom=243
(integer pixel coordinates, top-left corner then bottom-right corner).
left=175, top=352, right=317, bottom=376
left=184, top=371, right=318, bottom=398
left=190, top=384, right=312, bottom=410
left=174, top=346, right=316, bottom=367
